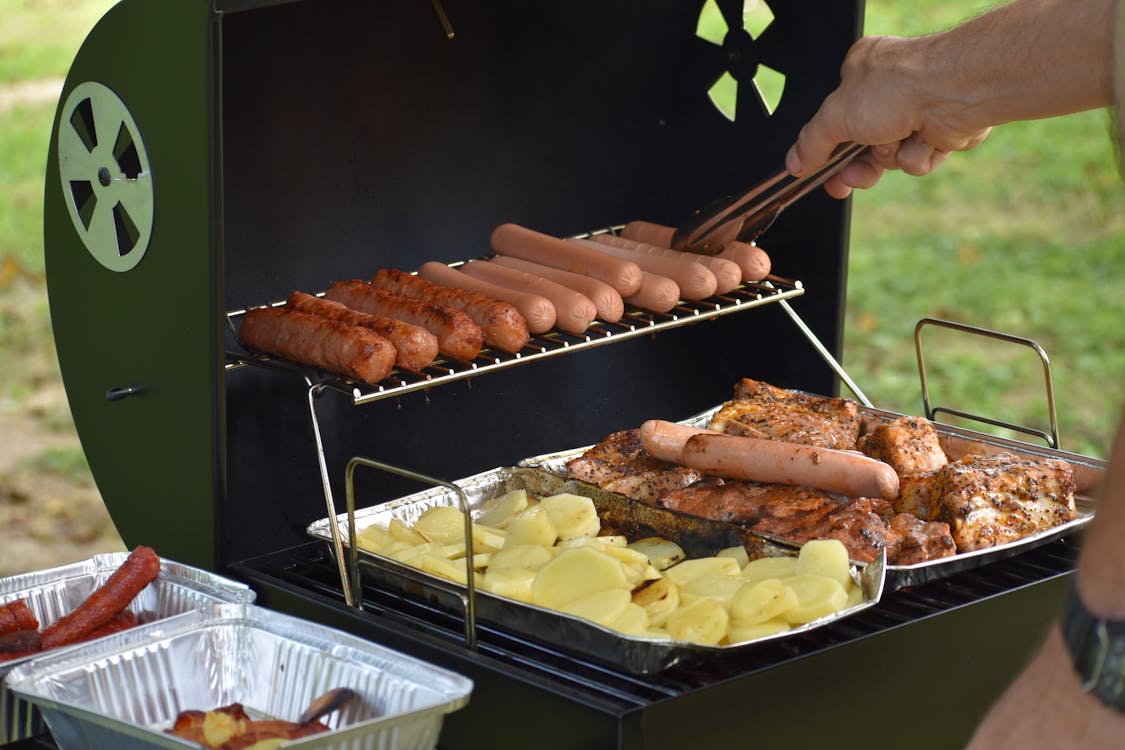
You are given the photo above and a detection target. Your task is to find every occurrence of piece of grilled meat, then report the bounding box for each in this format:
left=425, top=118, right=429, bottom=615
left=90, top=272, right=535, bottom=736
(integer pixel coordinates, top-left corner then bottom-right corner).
left=930, top=452, right=1077, bottom=551
left=859, top=416, right=948, bottom=477
left=708, top=378, right=861, bottom=450
left=564, top=429, right=703, bottom=505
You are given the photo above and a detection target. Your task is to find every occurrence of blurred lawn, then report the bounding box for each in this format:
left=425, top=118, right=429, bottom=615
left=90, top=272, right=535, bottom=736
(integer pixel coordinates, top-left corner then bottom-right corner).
left=1, top=0, right=1123, bottom=463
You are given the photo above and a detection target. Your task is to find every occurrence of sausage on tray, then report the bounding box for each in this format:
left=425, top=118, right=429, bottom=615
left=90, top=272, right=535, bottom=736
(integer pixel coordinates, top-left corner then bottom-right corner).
left=569, top=237, right=718, bottom=300
left=325, top=279, right=483, bottom=362
left=489, top=255, right=625, bottom=323
left=286, top=291, right=438, bottom=372
left=459, top=260, right=598, bottom=336
left=39, top=546, right=161, bottom=651
left=586, top=234, right=743, bottom=295
left=491, top=223, right=643, bottom=296
left=375, top=267, right=533, bottom=349
left=0, top=598, right=39, bottom=635
left=239, top=306, right=397, bottom=385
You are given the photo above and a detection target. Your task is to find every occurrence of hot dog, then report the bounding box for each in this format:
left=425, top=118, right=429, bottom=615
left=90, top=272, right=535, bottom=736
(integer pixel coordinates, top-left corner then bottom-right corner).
left=623, top=272, right=680, bottom=313
left=489, top=255, right=625, bottom=323
left=621, top=221, right=771, bottom=282
left=491, top=223, right=643, bottom=296
left=589, top=235, right=747, bottom=296
left=639, top=420, right=715, bottom=463
left=459, top=260, right=597, bottom=335
left=0, top=598, right=38, bottom=635
left=40, top=546, right=161, bottom=651
left=239, top=306, right=397, bottom=385
left=372, top=267, right=531, bottom=352
left=681, top=432, right=900, bottom=500
left=0, top=628, right=40, bottom=660
left=325, top=279, right=483, bottom=362
left=416, top=261, right=555, bottom=336
left=286, top=291, right=439, bottom=372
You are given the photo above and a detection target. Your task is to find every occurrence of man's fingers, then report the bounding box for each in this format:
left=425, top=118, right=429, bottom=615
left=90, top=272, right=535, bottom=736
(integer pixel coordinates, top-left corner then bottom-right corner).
left=897, top=133, right=941, bottom=175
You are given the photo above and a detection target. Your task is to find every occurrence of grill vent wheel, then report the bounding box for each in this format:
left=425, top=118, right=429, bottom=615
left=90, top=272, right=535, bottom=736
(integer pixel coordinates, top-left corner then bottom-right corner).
left=57, top=81, right=153, bottom=272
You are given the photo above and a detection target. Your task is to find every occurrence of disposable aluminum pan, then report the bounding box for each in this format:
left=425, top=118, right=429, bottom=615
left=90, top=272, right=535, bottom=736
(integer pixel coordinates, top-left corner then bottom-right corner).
left=5, top=602, right=473, bottom=750
left=519, top=403, right=1106, bottom=590
left=0, top=553, right=256, bottom=744
left=307, top=466, right=885, bottom=674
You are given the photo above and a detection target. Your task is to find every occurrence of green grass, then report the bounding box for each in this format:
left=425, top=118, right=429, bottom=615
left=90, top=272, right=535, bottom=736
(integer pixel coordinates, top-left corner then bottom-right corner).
left=0, top=0, right=1122, bottom=463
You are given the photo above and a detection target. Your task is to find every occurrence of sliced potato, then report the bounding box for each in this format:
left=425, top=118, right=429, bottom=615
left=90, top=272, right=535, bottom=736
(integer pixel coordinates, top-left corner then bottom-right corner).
left=631, top=577, right=680, bottom=627
left=725, top=618, right=791, bottom=644
left=600, top=545, right=658, bottom=586
left=795, top=539, right=853, bottom=588
left=558, top=588, right=631, bottom=627
left=606, top=603, right=651, bottom=636
left=664, top=597, right=729, bottom=646
left=356, top=524, right=396, bottom=553
left=487, top=543, right=554, bottom=572
left=627, top=537, right=686, bottom=571
left=782, top=574, right=848, bottom=624
left=531, top=547, right=629, bottom=609
left=475, top=489, right=529, bottom=528
left=716, top=545, right=750, bottom=569
left=471, top=524, right=508, bottom=553
left=388, top=540, right=445, bottom=567
left=412, top=505, right=468, bottom=545
left=663, top=557, right=741, bottom=588
left=539, top=493, right=601, bottom=540
left=845, top=581, right=864, bottom=608
left=421, top=553, right=472, bottom=584
left=388, top=518, right=427, bottom=545
left=482, top=567, right=536, bottom=603
left=504, top=505, right=558, bottom=548
left=729, top=578, right=799, bottom=625
left=678, top=572, right=746, bottom=610
left=741, top=555, right=798, bottom=583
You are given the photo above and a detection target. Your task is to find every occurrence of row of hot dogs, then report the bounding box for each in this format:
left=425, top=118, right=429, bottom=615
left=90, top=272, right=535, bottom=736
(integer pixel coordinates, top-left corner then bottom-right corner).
left=237, top=221, right=772, bottom=386
left=0, top=546, right=160, bottom=661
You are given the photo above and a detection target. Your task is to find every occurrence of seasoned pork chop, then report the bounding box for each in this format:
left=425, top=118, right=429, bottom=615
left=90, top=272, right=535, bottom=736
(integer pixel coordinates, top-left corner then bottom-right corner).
left=859, top=416, right=948, bottom=477
left=887, top=513, right=956, bottom=565
left=709, top=378, right=861, bottom=450
left=933, top=452, right=1076, bottom=551
left=564, top=429, right=703, bottom=505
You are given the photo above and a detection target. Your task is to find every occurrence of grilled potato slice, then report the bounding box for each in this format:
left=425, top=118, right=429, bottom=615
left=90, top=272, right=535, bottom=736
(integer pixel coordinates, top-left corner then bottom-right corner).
left=664, top=597, right=729, bottom=646
left=725, top=618, right=791, bottom=645
left=631, top=577, right=680, bottom=627
left=729, top=578, right=799, bottom=625
left=504, top=505, right=558, bottom=548
left=558, top=588, right=631, bottom=627
left=531, top=546, right=629, bottom=609
left=741, top=555, right=798, bottom=583
left=663, top=556, right=741, bottom=588
left=627, top=537, right=686, bottom=571
left=475, top=489, right=530, bottom=528
left=795, top=539, right=852, bottom=588
left=782, top=574, right=848, bottom=624
left=539, top=493, right=601, bottom=540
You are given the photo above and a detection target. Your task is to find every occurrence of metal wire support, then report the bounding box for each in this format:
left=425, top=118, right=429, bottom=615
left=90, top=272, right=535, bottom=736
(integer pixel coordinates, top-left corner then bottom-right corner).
left=344, top=456, right=478, bottom=649
left=914, top=317, right=1060, bottom=449
left=777, top=295, right=872, bottom=407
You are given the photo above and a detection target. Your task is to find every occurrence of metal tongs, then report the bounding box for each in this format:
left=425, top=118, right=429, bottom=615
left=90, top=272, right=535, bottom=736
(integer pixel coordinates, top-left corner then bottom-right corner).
left=671, top=142, right=870, bottom=254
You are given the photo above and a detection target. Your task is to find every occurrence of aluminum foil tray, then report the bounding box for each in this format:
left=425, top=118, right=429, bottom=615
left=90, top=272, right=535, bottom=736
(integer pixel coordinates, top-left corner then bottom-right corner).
left=308, top=466, right=885, bottom=674
left=519, top=403, right=1106, bottom=590
left=5, top=602, right=473, bottom=750
left=0, top=552, right=256, bottom=744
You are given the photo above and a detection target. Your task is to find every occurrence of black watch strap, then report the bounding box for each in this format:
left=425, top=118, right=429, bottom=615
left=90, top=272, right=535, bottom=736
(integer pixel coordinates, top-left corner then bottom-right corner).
left=1061, top=577, right=1125, bottom=711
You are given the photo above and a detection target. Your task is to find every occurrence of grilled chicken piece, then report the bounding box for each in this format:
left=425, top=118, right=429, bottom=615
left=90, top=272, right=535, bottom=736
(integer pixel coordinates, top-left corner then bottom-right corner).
left=564, top=429, right=703, bottom=505
left=932, top=452, right=1077, bottom=551
left=859, top=416, right=948, bottom=477
left=708, top=378, right=861, bottom=450
left=887, top=513, right=956, bottom=565
left=658, top=478, right=842, bottom=530
left=895, top=473, right=941, bottom=520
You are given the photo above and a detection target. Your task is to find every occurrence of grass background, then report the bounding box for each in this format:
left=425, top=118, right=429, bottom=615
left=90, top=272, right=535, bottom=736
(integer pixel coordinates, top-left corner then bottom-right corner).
left=0, top=0, right=1121, bottom=523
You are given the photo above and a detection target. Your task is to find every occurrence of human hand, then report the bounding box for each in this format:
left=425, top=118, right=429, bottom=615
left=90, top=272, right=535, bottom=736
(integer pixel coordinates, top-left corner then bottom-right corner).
left=786, top=35, right=991, bottom=198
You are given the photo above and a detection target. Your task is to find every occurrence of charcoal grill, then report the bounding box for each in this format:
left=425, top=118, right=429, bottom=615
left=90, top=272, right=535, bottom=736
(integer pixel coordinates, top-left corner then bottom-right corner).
left=36, top=1, right=1100, bottom=747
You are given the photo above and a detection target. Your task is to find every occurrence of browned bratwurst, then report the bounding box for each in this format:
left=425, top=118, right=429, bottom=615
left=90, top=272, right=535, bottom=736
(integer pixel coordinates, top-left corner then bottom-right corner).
left=286, top=291, right=439, bottom=372
left=325, top=279, right=483, bottom=362
left=239, top=306, right=397, bottom=385
left=371, top=268, right=530, bottom=353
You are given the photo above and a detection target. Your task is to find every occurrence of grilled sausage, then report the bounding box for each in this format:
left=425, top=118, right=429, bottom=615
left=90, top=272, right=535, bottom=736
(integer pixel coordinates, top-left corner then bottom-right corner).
left=0, top=598, right=39, bottom=635
left=569, top=237, right=718, bottom=300
left=586, top=234, right=743, bottom=295
left=0, top=628, right=40, bottom=660
left=623, top=272, right=680, bottom=313
left=286, top=291, right=438, bottom=372
left=491, top=223, right=643, bottom=296
left=39, top=546, right=161, bottom=651
left=489, top=255, right=625, bottom=323
left=372, top=267, right=531, bottom=352
left=414, top=263, right=553, bottom=335
left=239, top=306, right=397, bottom=384
left=459, top=260, right=597, bottom=335
left=639, top=420, right=714, bottom=463
left=622, top=221, right=771, bottom=282
left=325, top=279, right=483, bottom=362
left=681, top=432, right=901, bottom=500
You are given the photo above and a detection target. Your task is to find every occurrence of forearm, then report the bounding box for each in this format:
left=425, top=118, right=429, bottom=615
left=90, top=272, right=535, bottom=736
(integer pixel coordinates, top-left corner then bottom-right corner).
left=1077, top=417, right=1125, bottom=618
left=917, top=0, right=1114, bottom=132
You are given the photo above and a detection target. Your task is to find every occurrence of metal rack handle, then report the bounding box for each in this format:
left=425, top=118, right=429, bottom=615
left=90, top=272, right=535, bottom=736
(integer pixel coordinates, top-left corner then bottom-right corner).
left=914, top=317, right=1060, bottom=449
left=343, top=456, right=478, bottom=649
